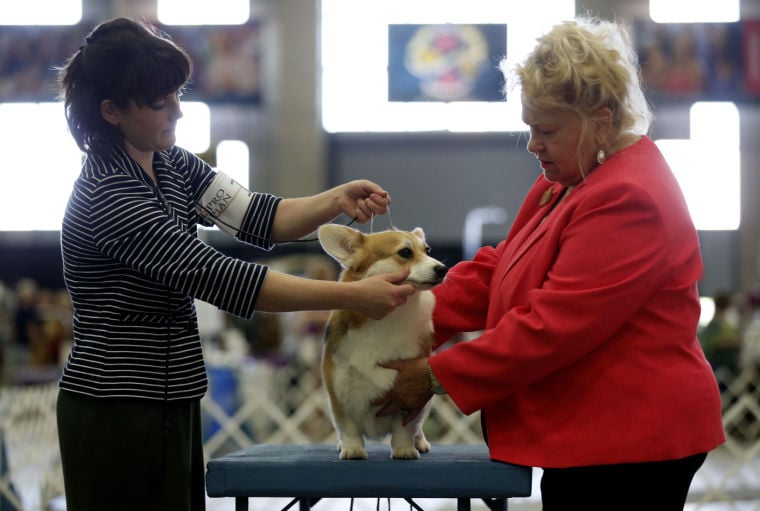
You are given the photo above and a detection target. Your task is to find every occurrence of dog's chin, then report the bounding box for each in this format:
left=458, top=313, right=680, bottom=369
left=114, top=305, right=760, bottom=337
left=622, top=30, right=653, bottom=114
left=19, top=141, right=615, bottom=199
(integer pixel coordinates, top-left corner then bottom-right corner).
left=404, top=278, right=444, bottom=291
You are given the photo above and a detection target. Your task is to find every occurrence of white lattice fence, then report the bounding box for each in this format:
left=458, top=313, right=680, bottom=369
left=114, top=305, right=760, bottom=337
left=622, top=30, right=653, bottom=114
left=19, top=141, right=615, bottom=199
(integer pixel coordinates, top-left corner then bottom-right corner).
left=200, top=359, right=484, bottom=459
left=1, top=359, right=759, bottom=510
left=0, top=383, right=62, bottom=511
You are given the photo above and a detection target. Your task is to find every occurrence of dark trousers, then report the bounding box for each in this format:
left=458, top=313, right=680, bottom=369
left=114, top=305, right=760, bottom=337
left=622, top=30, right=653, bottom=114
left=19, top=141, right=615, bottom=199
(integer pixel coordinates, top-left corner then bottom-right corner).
left=540, top=452, right=707, bottom=510
left=57, top=389, right=206, bottom=511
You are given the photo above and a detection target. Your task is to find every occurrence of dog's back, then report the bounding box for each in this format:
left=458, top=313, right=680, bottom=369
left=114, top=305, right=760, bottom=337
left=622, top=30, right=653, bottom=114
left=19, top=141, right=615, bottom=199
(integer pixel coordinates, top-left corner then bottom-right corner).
left=318, top=224, right=447, bottom=459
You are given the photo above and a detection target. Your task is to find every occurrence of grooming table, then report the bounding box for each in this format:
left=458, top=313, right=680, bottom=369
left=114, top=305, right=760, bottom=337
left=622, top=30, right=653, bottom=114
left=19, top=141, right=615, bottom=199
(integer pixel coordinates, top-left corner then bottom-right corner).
left=205, top=444, right=532, bottom=511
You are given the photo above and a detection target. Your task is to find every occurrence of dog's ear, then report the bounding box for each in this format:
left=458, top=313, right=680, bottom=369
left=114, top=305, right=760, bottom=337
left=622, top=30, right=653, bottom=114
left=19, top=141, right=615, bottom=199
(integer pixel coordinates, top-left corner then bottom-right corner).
left=318, top=224, right=365, bottom=268
left=411, top=227, right=426, bottom=243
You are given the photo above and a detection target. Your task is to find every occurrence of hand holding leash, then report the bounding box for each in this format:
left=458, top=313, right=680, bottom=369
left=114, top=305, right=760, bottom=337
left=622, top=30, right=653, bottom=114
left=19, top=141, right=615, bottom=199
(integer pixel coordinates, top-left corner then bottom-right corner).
left=336, top=180, right=391, bottom=224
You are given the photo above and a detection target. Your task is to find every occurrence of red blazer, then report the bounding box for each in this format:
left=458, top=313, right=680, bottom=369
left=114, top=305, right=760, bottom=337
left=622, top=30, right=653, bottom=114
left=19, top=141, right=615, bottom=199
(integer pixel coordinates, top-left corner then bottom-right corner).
left=430, top=136, right=725, bottom=468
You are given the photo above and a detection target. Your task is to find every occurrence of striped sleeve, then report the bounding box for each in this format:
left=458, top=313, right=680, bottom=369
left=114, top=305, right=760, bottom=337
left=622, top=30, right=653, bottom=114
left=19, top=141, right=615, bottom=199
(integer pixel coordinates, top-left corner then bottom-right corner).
left=174, top=146, right=282, bottom=249
left=86, top=171, right=270, bottom=319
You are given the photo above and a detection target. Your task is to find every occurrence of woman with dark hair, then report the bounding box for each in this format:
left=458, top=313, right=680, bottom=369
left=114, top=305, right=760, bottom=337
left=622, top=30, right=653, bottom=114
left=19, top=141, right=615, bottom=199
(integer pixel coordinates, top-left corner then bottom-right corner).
left=56, top=17, right=415, bottom=511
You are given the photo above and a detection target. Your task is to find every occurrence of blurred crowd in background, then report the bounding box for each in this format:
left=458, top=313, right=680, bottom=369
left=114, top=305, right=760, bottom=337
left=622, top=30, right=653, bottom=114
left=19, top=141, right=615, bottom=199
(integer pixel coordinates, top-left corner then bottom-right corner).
left=0, top=254, right=343, bottom=387
left=2, top=261, right=760, bottom=398
left=0, top=278, right=73, bottom=386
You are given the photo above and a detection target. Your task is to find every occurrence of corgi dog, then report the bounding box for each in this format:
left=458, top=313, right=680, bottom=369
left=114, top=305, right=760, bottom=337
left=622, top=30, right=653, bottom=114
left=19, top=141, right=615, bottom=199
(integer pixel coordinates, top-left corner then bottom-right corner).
left=317, top=224, right=448, bottom=460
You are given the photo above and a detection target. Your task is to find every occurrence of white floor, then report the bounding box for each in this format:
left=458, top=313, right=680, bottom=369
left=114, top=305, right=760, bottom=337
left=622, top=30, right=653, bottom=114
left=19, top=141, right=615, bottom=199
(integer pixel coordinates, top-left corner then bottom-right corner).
left=205, top=495, right=760, bottom=511
left=204, top=458, right=760, bottom=511
left=12, top=442, right=760, bottom=511
left=32, top=462, right=760, bottom=511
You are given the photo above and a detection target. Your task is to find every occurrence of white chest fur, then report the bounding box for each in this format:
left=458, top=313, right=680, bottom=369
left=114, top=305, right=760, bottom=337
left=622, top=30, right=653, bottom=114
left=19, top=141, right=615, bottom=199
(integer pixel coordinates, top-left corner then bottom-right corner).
left=317, top=223, right=445, bottom=459
left=326, top=290, right=435, bottom=421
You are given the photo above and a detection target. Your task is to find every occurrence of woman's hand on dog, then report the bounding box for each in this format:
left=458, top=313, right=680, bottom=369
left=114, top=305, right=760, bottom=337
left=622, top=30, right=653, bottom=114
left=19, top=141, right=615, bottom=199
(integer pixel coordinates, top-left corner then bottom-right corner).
left=352, top=269, right=416, bottom=320
left=372, top=357, right=433, bottom=425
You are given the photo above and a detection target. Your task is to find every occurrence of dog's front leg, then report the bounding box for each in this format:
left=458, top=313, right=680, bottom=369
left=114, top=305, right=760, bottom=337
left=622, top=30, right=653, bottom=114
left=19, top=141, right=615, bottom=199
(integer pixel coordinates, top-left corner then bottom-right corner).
left=413, top=400, right=433, bottom=454
left=336, top=420, right=367, bottom=460
left=389, top=416, right=423, bottom=459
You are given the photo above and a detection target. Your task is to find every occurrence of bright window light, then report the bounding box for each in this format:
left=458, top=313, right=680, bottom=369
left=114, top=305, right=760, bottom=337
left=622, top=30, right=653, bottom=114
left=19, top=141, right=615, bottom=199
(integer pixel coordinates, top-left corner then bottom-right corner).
left=176, top=102, right=211, bottom=154
left=0, top=103, right=82, bottom=231
left=0, top=0, right=81, bottom=25
left=216, top=140, right=250, bottom=188
left=649, top=0, right=739, bottom=23
left=0, top=101, right=211, bottom=231
left=158, top=0, right=249, bottom=25
left=656, top=102, right=740, bottom=231
left=699, top=296, right=716, bottom=328
left=321, top=0, right=575, bottom=133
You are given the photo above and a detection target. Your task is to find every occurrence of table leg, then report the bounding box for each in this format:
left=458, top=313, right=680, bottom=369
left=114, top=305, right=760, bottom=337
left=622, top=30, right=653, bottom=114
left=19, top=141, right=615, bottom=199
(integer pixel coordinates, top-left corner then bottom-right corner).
left=235, top=496, right=248, bottom=511
left=481, top=498, right=507, bottom=511
left=280, top=497, right=320, bottom=510
left=403, top=498, right=425, bottom=510
left=298, top=497, right=321, bottom=510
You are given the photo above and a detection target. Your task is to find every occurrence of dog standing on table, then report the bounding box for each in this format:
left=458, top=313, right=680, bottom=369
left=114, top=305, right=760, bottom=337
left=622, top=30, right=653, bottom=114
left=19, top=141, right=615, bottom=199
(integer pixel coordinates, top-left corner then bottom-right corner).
left=318, top=224, right=448, bottom=460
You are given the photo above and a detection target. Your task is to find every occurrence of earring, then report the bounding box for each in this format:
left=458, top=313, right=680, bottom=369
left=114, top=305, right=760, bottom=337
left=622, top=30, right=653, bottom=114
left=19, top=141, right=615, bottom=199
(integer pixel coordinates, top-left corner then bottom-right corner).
left=596, top=149, right=606, bottom=165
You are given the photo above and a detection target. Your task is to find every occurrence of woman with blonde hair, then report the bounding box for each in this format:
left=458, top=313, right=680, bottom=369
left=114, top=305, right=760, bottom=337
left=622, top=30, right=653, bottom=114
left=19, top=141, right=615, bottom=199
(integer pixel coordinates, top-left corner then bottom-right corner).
left=376, top=17, right=724, bottom=510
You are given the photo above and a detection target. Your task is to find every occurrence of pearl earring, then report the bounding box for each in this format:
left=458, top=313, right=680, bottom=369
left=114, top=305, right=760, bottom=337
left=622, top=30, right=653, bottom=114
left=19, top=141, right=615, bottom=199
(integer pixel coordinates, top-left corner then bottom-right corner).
left=596, top=149, right=606, bottom=165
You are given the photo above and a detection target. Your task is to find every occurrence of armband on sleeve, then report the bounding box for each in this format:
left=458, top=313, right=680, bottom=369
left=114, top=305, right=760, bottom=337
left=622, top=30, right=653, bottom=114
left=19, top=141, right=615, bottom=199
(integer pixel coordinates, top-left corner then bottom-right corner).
left=196, top=170, right=253, bottom=237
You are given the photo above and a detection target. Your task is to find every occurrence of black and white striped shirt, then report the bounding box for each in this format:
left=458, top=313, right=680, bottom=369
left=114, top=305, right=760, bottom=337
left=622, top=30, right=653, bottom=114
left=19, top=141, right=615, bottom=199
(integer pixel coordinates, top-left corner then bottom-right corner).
left=59, top=144, right=281, bottom=401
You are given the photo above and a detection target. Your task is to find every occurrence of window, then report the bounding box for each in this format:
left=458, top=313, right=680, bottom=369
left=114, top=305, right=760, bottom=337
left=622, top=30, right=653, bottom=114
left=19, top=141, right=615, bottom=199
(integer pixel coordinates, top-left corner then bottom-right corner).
left=649, top=0, right=739, bottom=23
left=157, top=0, right=249, bottom=25
left=216, top=140, right=250, bottom=189
left=0, top=0, right=81, bottom=25
left=0, top=102, right=211, bottom=231
left=1, top=103, right=81, bottom=231
left=321, top=0, right=575, bottom=132
left=656, top=102, right=740, bottom=230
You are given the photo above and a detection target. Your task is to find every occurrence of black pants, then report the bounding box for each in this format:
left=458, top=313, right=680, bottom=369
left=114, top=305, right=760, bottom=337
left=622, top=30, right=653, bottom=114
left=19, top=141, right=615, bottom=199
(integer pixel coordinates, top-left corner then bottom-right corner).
left=57, top=389, right=206, bottom=511
left=540, top=452, right=707, bottom=510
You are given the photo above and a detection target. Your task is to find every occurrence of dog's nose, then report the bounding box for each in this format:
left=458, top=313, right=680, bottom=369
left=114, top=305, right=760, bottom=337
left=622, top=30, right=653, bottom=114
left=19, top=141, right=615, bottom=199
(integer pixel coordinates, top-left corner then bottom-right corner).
left=435, top=264, right=449, bottom=279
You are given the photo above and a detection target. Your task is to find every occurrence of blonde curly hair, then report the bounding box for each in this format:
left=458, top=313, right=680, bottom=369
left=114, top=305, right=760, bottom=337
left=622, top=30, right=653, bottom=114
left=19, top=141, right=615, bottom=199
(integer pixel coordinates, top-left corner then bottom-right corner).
left=504, top=17, right=652, bottom=137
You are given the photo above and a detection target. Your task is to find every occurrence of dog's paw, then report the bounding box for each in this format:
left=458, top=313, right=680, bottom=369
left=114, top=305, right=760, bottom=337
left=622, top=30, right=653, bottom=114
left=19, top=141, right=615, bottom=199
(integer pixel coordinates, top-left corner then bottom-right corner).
left=340, top=447, right=368, bottom=460
left=415, top=436, right=431, bottom=453
left=391, top=446, right=421, bottom=460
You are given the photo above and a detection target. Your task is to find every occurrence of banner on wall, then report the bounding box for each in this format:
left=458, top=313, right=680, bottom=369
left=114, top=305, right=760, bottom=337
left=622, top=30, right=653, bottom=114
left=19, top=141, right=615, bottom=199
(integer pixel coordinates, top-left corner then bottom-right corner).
left=633, top=19, right=759, bottom=103
left=387, top=24, right=507, bottom=102
left=743, top=20, right=760, bottom=95
left=0, top=20, right=263, bottom=104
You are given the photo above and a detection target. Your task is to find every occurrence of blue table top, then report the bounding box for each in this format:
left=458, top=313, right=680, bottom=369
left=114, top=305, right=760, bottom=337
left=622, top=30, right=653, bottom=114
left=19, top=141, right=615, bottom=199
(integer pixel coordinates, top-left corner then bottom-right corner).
left=206, top=444, right=532, bottom=499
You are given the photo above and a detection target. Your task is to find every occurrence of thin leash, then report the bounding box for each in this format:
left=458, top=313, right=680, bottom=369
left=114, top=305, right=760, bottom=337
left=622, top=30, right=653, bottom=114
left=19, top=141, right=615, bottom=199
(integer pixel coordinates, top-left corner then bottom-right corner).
left=370, top=196, right=396, bottom=234
left=198, top=195, right=396, bottom=243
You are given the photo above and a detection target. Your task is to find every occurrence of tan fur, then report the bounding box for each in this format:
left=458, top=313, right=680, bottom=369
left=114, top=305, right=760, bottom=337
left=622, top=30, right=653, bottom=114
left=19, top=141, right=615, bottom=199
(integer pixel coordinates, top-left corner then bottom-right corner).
left=318, top=224, right=448, bottom=460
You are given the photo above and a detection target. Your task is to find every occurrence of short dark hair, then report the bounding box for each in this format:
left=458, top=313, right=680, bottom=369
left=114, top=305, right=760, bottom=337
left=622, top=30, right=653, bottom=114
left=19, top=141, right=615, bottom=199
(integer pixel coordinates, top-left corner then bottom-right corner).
left=57, top=17, right=192, bottom=153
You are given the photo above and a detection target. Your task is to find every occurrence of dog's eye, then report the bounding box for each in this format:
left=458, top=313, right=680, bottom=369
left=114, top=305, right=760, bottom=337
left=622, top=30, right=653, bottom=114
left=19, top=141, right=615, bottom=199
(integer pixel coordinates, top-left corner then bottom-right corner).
left=397, top=248, right=413, bottom=259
